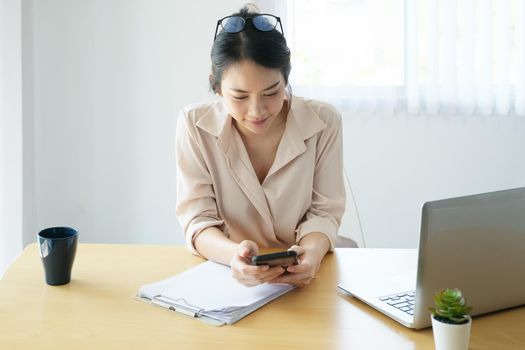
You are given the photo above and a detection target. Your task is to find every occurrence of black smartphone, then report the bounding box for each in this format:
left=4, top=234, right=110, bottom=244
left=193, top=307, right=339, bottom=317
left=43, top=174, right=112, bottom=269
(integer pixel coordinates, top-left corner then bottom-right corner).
left=251, top=250, right=298, bottom=267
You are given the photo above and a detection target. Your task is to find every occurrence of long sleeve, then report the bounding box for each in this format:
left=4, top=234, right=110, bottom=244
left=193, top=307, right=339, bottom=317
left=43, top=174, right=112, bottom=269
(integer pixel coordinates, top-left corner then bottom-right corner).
left=175, top=110, right=224, bottom=254
left=295, top=107, right=346, bottom=251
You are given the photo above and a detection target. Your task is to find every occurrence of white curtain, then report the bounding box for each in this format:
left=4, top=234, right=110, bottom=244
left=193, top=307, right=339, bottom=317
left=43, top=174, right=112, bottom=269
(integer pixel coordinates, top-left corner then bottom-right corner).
left=257, top=0, right=525, bottom=117
left=0, top=0, right=23, bottom=277
left=406, top=0, right=525, bottom=116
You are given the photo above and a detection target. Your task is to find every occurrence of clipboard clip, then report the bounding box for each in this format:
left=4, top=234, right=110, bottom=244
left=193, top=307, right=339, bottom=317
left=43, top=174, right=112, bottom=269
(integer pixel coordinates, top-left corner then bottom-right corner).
left=151, top=295, right=202, bottom=318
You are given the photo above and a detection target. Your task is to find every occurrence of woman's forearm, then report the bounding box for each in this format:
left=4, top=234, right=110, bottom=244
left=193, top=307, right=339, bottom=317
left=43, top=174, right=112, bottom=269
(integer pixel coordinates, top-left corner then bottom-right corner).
left=193, top=227, right=239, bottom=265
left=299, top=232, right=331, bottom=262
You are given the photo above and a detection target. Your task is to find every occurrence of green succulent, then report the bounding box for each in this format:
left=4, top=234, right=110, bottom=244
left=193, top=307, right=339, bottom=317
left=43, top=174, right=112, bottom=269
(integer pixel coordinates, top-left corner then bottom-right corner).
left=428, top=288, right=473, bottom=325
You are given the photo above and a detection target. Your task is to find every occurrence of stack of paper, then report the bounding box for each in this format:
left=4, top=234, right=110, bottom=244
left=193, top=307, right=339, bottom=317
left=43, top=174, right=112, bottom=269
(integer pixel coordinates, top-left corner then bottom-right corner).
left=137, top=261, right=294, bottom=325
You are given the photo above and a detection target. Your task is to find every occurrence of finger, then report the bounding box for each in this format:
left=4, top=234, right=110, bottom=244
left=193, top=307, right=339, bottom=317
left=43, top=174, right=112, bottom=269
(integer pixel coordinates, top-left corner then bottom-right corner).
left=235, top=265, right=284, bottom=285
left=259, top=271, right=286, bottom=284
left=238, top=262, right=270, bottom=276
left=286, top=261, right=310, bottom=273
left=236, top=246, right=258, bottom=266
left=232, top=271, right=266, bottom=287
left=242, top=260, right=275, bottom=274
left=235, top=267, right=283, bottom=286
left=285, top=258, right=311, bottom=274
left=231, top=255, right=269, bottom=276
left=272, top=261, right=315, bottom=283
left=254, top=266, right=285, bottom=280
left=239, top=247, right=252, bottom=259
left=238, top=240, right=259, bottom=258
left=270, top=273, right=312, bottom=287
left=287, top=245, right=306, bottom=266
left=288, top=245, right=306, bottom=256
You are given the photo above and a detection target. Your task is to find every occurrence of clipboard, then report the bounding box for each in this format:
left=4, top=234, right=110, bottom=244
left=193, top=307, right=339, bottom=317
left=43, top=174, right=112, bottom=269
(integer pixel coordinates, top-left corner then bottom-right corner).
left=135, top=261, right=294, bottom=325
left=133, top=294, right=225, bottom=326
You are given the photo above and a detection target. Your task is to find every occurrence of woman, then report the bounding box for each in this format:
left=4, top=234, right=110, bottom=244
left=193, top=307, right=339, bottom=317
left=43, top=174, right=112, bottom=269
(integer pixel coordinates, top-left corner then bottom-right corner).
left=175, top=5, right=345, bottom=287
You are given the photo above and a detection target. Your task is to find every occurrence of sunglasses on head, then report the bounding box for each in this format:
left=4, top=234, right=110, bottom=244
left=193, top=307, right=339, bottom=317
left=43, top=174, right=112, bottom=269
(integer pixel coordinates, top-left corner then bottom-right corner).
left=214, top=14, right=284, bottom=41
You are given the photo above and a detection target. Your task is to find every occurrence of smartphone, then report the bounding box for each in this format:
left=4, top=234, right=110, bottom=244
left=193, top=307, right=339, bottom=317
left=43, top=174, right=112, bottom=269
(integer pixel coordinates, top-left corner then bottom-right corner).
left=251, top=250, right=298, bottom=267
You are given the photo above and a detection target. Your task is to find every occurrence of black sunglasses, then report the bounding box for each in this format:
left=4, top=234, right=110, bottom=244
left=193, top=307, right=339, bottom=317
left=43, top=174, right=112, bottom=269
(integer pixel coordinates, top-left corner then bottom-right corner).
left=214, top=14, right=284, bottom=41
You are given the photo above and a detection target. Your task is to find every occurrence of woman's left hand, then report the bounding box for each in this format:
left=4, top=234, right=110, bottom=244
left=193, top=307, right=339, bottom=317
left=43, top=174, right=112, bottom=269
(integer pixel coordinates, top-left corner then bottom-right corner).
left=268, top=245, right=322, bottom=287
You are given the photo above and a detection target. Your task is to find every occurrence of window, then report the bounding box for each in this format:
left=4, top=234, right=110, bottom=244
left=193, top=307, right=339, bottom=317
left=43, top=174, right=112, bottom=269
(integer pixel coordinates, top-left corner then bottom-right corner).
left=288, top=0, right=404, bottom=87
left=259, top=0, right=525, bottom=116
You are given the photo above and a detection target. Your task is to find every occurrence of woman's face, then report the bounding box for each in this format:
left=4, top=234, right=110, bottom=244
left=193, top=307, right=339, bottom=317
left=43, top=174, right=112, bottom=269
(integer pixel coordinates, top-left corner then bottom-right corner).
left=220, top=59, right=286, bottom=137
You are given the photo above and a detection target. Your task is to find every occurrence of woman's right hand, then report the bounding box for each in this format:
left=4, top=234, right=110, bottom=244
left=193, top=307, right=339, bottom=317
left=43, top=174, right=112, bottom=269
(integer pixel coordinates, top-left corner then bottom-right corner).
left=230, top=240, right=286, bottom=286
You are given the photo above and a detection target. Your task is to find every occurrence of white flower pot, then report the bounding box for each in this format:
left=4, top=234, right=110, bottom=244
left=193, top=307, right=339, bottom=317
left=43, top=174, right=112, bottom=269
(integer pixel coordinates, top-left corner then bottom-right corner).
left=431, top=315, right=472, bottom=350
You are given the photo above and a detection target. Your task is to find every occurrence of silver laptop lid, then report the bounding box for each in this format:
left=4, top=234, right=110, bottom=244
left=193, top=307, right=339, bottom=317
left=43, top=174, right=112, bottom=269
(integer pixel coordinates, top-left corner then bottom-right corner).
left=413, top=186, right=525, bottom=327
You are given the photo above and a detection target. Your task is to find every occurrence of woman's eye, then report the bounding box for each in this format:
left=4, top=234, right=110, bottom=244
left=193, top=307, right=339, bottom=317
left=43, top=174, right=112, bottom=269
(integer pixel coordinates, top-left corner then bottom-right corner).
left=233, top=96, right=248, bottom=100
left=264, top=91, right=278, bottom=97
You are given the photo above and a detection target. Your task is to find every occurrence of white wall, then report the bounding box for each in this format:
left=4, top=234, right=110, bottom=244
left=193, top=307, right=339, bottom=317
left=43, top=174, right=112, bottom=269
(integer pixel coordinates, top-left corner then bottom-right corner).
left=31, top=0, right=245, bottom=245
left=1, top=0, right=23, bottom=276
left=342, top=113, right=525, bottom=248
left=27, top=1, right=525, bottom=250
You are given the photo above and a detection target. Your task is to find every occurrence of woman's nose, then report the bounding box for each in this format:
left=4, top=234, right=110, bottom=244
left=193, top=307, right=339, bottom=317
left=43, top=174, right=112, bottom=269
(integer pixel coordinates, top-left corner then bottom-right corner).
left=247, top=97, right=266, bottom=117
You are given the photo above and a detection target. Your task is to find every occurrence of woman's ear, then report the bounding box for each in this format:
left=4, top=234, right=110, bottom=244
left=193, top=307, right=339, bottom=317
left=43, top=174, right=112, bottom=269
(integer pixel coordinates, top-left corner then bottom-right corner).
left=209, top=74, right=221, bottom=96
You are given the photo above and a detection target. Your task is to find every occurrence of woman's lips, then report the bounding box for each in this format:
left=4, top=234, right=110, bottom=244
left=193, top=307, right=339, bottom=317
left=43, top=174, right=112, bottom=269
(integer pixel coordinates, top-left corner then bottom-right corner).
left=247, top=117, right=269, bottom=126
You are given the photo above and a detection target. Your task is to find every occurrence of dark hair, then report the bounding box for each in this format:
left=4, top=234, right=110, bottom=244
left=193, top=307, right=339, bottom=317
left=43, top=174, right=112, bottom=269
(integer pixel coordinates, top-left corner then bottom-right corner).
left=210, top=6, right=291, bottom=94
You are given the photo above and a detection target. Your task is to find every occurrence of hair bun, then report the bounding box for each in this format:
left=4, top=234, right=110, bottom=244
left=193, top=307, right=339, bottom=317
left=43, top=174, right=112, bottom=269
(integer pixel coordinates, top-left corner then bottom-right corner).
left=244, top=3, right=261, bottom=14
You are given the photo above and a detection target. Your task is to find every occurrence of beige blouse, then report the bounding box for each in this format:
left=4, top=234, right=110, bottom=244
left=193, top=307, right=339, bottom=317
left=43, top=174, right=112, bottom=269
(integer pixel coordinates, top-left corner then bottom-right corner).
left=175, top=95, right=345, bottom=254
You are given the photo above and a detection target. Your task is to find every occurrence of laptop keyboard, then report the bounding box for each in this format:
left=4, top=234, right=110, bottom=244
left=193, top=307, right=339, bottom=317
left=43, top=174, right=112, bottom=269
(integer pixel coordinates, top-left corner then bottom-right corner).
left=378, top=290, right=416, bottom=315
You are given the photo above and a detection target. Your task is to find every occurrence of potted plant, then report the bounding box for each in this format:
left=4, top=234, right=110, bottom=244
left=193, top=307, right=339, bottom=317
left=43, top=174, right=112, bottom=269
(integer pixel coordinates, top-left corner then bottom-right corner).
left=429, top=288, right=473, bottom=350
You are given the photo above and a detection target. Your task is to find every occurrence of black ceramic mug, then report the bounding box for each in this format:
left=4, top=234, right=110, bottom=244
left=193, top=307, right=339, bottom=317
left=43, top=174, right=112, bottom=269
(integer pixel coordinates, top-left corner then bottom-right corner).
left=38, top=227, right=78, bottom=286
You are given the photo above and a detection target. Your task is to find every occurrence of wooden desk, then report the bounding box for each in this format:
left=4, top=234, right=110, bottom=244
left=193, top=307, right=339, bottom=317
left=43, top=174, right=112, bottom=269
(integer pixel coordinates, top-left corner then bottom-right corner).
left=0, top=244, right=523, bottom=349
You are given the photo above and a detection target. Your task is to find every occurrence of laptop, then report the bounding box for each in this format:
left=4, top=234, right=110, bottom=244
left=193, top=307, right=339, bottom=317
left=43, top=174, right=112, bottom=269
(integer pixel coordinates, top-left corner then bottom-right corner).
left=337, top=186, right=525, bottom=329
